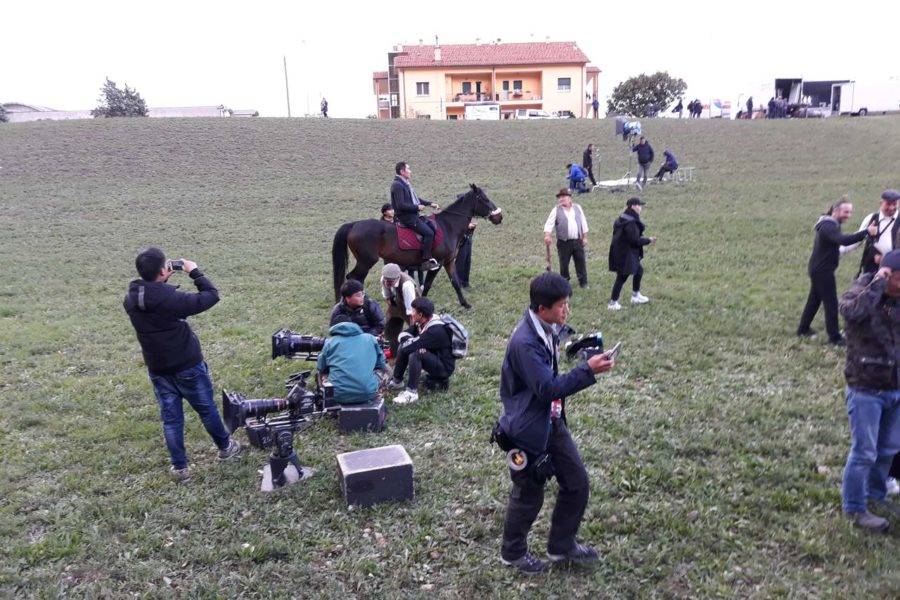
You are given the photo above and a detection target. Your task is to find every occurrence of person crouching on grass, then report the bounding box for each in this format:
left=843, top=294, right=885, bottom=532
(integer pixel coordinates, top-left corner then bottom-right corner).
left=838, top=250, right=900, bottom=532
left=496, top=272, right=615, bottom=574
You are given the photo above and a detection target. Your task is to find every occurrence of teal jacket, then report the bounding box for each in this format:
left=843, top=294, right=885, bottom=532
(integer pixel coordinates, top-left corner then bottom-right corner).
left=316, top=322, right=386, bottom=404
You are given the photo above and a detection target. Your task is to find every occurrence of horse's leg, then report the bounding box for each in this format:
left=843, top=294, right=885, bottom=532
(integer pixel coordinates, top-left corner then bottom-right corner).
left=443, top=258, right=471, bottom=310
left=422, top=268, right=439, bottom=296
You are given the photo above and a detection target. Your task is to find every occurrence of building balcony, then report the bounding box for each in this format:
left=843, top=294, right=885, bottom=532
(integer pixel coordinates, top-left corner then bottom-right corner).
left=445, top=91, right=543, bottom=106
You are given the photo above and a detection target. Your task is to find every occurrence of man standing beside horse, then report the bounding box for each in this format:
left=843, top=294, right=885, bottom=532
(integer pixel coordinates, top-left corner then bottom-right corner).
left=391, top=161, right=442, bottom=272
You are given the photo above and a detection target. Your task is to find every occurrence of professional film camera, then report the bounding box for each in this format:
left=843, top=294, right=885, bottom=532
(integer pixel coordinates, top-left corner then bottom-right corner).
left=271, top=328, right=326, bottom=361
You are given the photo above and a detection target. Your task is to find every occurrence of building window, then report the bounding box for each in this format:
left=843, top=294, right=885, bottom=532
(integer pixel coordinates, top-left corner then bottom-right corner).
left=502, top=81, right=509, bottom=91
left=462, top=82, right=472, bottom=94
left=557, top=77, right=571, bottom=92
left=513, top=80, right=523, bottom=91
left=416, top=82, right=430, bottom=96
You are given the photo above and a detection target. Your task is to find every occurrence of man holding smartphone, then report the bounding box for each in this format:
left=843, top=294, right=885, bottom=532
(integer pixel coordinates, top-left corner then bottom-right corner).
left=123, top=247, right=240, bottom=483
left=496, top=272, right=615, bottom=574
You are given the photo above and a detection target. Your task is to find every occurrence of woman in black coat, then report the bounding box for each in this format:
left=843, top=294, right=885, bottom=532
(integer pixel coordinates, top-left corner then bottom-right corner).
left=608, top=197, right=656, bottom=310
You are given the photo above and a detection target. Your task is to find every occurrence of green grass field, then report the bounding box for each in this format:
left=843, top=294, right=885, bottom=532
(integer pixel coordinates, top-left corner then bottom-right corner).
left=3, top=115, right=900, bottom=598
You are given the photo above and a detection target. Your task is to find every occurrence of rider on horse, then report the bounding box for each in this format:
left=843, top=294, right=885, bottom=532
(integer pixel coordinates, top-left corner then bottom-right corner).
left=391, top=161, right=442, bottom=272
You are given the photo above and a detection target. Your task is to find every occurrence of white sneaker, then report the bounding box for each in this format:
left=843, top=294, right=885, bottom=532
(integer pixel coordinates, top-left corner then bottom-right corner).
left=630, top=292, right=649, bottom=304
left=634, top=182, right=643, bottom=191
left=888, top=477, right=900, bottom=496
left=607, top=300, right=622, bottom=311
left=393, top=390, right=419, bottom=405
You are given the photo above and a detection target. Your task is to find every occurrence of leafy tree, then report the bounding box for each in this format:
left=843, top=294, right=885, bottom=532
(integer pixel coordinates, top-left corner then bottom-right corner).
left=607, top=72, right=687, bottom=118
left=0, top=104, right=7, bottom=123
left=91, top=78, right=149, bottom=118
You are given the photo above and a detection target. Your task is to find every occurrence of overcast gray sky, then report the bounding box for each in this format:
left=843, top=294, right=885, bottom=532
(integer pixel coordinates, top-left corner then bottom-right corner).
left=5, top=1, right=899, bottom=118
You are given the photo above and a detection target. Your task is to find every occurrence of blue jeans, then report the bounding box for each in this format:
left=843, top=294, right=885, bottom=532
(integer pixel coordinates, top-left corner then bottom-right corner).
left=841, top=386, right=900, bottom=513
left=149, top=361, right=230, bottom=469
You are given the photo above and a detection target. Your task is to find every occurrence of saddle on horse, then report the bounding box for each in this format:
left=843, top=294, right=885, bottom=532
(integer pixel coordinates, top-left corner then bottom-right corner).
left=395, top=215, right=445, bottom=251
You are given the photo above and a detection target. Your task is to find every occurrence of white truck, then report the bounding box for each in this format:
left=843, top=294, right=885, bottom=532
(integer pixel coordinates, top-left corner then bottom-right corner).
left=831, top=81, right=900, bottom=116
left=464, top=102, right=500, bottom=120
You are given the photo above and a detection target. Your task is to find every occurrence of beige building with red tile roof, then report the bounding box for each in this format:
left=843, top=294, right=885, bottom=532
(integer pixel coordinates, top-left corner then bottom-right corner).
left=373, top=41, right=600, bottom=120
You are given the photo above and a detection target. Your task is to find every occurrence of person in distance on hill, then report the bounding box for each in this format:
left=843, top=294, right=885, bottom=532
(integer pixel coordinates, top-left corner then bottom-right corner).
left=838, top=250, right=900, bottom=532
left=330, top=279, right=385, bottom=337
left=654, top=149, right=679, bottom=182
left=840, top=189, right=900, bottom=277
left=496, top=272, right=615, bottom=574
left=320, top=97, right=328, bottom=118
left=607, top=197, right=656, bottom=310
left=380, top=262, right=421, bottom=357
left=631, top=136, right=654, bottom=190
left=797, top=200, right=875, bottom=345
left=565, top=163, right=590, bottom=194
left=582, top=144, right=598, bottom=187
left=386, top=297, right=456, bottom=405
left=455, top=220, right=477, bottom=289
left=390, top=161, right=442, bottom=271
left=543, top=188, right=590, bottom=290
left=123, top=248, right=241, bottom=483
left=316, top=315, right=388, bottom=405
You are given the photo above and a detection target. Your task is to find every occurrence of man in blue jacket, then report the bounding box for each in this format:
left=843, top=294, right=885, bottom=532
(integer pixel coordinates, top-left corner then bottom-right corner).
left=391, top=161, right=442, bottom=271
left=497, top=272, right=615, bottom=574
left=654, top=149, right=679, bottom=181
left=631, top=136, right=654, bottom=190
left=317, top=316, right=388, bottom=405
left=123, top=247, right=241, bottom=483
left=566, top=163, right=589, bottom=193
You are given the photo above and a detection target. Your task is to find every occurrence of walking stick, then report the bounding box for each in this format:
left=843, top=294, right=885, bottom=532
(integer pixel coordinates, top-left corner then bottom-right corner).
left=545, top=242, right=552, bottom=272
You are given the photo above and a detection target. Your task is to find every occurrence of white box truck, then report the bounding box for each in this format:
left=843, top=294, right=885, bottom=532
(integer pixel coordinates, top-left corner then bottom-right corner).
left=831, top=81, right=900, bottom=116
left=464, top=102, right=500, bottom=120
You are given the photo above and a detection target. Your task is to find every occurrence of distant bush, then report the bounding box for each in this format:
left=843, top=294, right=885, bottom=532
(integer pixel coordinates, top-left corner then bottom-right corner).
left=0, top=104, right=7, bottom=123
left=91, top=78, right=149, bottom=118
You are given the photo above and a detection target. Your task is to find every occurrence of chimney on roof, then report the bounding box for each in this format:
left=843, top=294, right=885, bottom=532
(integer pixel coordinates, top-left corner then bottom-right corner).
left=434, top=46, right=441, bottom=61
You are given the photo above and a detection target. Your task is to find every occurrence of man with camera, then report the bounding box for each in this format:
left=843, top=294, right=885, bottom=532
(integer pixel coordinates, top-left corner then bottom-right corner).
left=391, top=161, right=442, bottom=272
left=316, top=315, right=389, bottom=405
left=496, top=272, right=614, bottom=574
left=381, top=263, right=421, bottom=357
left=330, top=280, right=385, bottom=336
left=123, top=247, right=241, bottom=483
left=838, top=250, right=900, bottom=532
left=386, top=297, right=456, bottom=405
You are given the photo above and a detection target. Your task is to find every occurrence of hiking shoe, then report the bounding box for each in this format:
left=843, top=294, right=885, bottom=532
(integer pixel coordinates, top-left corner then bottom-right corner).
left=850, top=510, right=889, bottom=533
left=500, top=552, right=546, bottom=574
left=170, top=466, right=191, bottom=483
left=635, top=182, right=643, bottom=191
left=547, top=542, right=600, bottom=564
left=393, top=389, right=419, bottom=405
left=422, top=258, right=441, bottom=271
left=888, top=477, right=900, bottom=496
left=829, top=336, right=847, bottom=347
left=579, top=283, right=590, bottom=290
left=607, top=300, right=622, bottom=311
left=797, top=327, right=818, bottom=338
left=386, top=378, right=406, bottom=391
left=218, top=438, right=242, bottom=460
left=630, top=292, right=649, bottom=304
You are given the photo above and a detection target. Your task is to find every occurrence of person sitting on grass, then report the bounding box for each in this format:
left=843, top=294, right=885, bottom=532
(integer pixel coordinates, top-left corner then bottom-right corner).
left=316, top=315, right=389, bottom=405
left=565, top=163, right=590, bottom=194
left=386, top=297, right=456, bottom=405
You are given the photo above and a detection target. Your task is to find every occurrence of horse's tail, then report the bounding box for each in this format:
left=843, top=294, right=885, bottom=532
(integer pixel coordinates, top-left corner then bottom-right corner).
left=332, top=222, right=354, bottom=301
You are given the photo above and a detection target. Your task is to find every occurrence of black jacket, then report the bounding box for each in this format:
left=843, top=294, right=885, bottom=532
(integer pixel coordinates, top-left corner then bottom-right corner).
left=330, top=294, right=385, bottom=336
left=840, top=273, right=900, bottom=389
left=399, top=318, right=456, bottom=376
left=123, top=271, right=219, bottom=375
left=390, top=175, right=433, bottom=225
left=582, top=148, right=593, bottom=170
left=808, top=215, right=868, bottom=275
left=632, top=142, right=654, bottom=165
left=608, top=209, right=651, bottom=275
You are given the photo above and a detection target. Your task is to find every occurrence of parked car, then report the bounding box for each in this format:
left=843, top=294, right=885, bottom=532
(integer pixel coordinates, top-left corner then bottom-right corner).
left=554, top=110, right=577, bottom=119
left=515, top=109, right=556, bottom=119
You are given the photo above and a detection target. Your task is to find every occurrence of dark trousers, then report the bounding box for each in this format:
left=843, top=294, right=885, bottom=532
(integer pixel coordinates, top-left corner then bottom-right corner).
left=798, top=270, right=841, bottom=341
left=501, top=421, right=589, bottom=560
left=891, top=453, right=900, bottom=479
left=394, top=348, right=448, bottom=390
left=401, top=217, right=436, bottom=261
left=557, top=239, right=587, bottom=286
left=611, top=264, right=643, bottom=301
left=385, top=316, right=406, bottom=357
left=585, top=166, right=597, bottom=185
left=456, top=236, right=473, bottom=287
left=655, top=165, right=676, bottom=180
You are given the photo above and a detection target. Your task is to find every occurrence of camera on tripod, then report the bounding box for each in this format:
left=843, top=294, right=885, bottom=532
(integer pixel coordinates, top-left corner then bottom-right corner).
left=271, top=328, right=326, bottom=361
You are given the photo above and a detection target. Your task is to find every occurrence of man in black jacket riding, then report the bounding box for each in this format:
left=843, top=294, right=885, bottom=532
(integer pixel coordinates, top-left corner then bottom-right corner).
left=330, top=279, right=385, bottom=336
left=386, top=297, right=455, bottom=405
left=797, top=200, right=876, bottom=345
left=390, top=161, right=442, bottom=271
left=123, top=247, right=240, bottom=482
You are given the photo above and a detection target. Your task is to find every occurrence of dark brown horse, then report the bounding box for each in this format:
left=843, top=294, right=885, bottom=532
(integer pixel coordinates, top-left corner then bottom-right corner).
left=332, top=184, right=502, bottom=309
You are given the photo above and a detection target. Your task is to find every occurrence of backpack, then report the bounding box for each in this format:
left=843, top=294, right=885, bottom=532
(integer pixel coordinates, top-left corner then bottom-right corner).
left=439, top=314, right=469, bottom=358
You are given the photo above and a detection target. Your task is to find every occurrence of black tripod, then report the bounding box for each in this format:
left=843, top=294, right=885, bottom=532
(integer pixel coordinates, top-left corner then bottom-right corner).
left=269, top=429, right=306, bottom=489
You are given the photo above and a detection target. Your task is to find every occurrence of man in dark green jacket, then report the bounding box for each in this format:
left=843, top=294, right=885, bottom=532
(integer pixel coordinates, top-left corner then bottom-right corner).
left=316, top=317, right=388, bottom=405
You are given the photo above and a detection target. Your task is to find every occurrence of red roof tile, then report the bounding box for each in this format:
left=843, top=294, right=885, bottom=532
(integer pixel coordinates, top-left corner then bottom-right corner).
left=393, top=42, right=591, bottom=68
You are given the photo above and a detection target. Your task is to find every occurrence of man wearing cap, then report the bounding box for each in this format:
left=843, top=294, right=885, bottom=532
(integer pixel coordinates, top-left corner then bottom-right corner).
left=317, top=315, right=389, bottom=405
left=543, top=188, right=590, bottom=290
left=381, top=262, right=421, bottom=357
left=390, top=161, right=442, bottom=271
left=607, top=197, right=656, bottom=310
left=837, top=249, right=900, bottom=532
left=841, top=189, right=900, bottom=276
left=330, top=279, right=385, bottom=336
left=123, top=247, right=241, bottom=483
left=798, top=200, right=875, bottom=345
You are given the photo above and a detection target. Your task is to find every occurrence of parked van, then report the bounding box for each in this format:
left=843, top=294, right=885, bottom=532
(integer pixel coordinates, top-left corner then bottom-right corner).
left=464, top=102, right=500, bottom=120
left=515, top=109, right=556, bottom=119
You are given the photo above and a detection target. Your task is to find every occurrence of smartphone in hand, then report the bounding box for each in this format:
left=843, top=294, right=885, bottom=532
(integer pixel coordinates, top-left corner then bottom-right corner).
left=605, top=341, right=623, bottom=361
